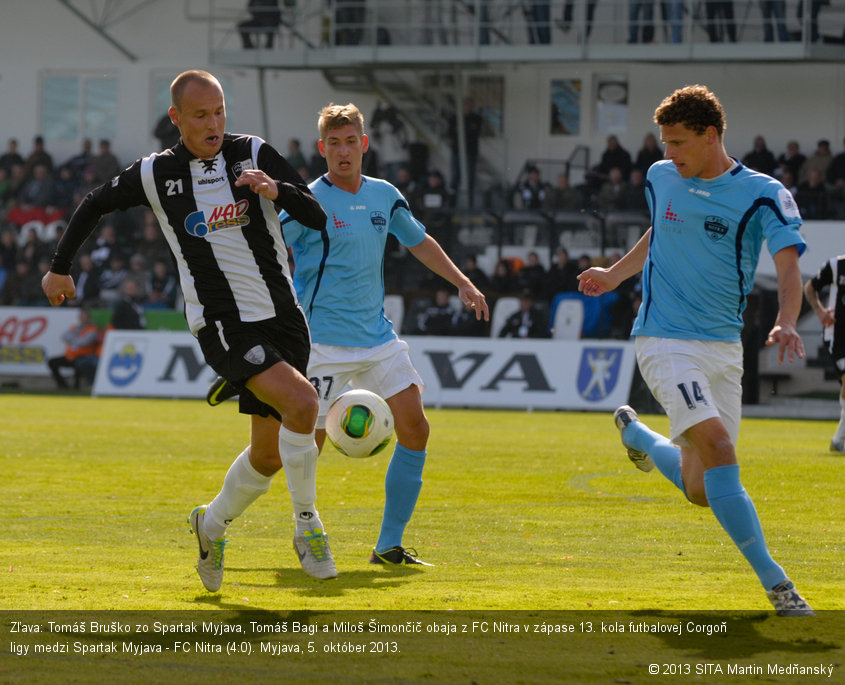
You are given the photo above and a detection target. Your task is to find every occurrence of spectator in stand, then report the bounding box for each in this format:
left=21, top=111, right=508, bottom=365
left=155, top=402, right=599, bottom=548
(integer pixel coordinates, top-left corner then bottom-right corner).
left=587, top=135, right=633, bottom=192
left=153, top=113, right=180, bottom=150
left=98, top=251, right=129, bottom=304
left=286, top=138, right=307, bottom=170
left=110, top=279, right=146, bottom=330
left=3, top=259, right=47, bottom=306
left=780, top=169, right=798, bottom=197
left=21, top=135, right=53, bottom=184
left=514, top=165, right=551, bottom=210
left=52, top=166, right=77, bottom=210
left=415, top=286, right=458, bottom=335
left=795, top=168, right=831, bottom=219
left=0, top=167, right=12, bottom=208
left=0, top=229, right=17, bottom=292
left=577, top=253, right=593, bottom=275
left=490, top=258, right=515, bottom=295
left=412, top=169, right=454, bottom=243
left=623, top=167, right=650, bottom=214
left=90, top=139, right=121, bottom=184
left=126, top=254, right=150, bottom=300
left=47, top=308, right=101, bottom=390
left=741, top=135, right=777, bottom=176
left=136, top=211, right=170, bottom=265
left=498, top=289, right=550, bottom=339
left=547, top=247, right=580, bottom=299
left=238, top=0, right=282, bottom=49
left=760, top=0, right=789, bottom=42
left=543, top=172, right=581, bottom=211
left=62, top=138, right=93, bottom=182
left=705, top=0, right=737, bottom=42
left=461, top=254, right=490, bottom=291
left=145, top=257, right=179, bottom=309
left=596, top=166, right=627, bottom=212
left=776, top=140, right=806, bottom=181
left=20, top=226, right=46, bottom=268
left=0, top=138, right=24, bottom=176
left=70, top=253, right=101, bottom=308
left=17, top=163, right=55, bottom=208
left=517, top=250, right=547, bottom=298
left=72, top=166, right=101, bottom=206
left=89, top=223, right=119, bottom=270
left=307, top=139, right=327, bottom=180
left=628, top=0, right=655, bottom=43
left=826, top=137, right=845, bottom=189
left=394, top=166, right=416, bottom=201
left=799, top=139, right=832, bottom=185
left=635, top=132, right=663, bottom=173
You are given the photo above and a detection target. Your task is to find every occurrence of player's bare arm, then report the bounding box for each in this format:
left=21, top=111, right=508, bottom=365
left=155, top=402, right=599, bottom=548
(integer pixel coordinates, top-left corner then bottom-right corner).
left=766, top=245, right=805, bottom=364
left=804, top=278, right=836, bottom=327
left=42, top=272, right=77, bottom=306
left=578, top=227, right=651, bottom=296
left=408, top=235, right=489, bottom=321
left=235, top=169, right=279, bottom=201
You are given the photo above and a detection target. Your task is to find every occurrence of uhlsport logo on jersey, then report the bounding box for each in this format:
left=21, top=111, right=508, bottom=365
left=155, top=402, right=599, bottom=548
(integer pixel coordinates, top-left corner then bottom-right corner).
left=704, top=215, right=729, bottom=242
left=576, top=347, right=622, bottom=401
left=107, top=342, right=145, bottom=387
left=184, top=200, right=250, bottom=237
left=370, top=211, right=387, bottom=232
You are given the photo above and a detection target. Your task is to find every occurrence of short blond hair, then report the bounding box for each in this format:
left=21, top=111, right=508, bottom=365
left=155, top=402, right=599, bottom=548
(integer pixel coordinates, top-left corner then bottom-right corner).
left=317, top=103, right=364, bottom=140
left=170, top=70, right=222, bottom=110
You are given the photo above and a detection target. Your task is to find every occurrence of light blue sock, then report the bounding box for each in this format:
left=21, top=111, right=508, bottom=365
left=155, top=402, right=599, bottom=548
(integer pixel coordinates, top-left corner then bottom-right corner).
left=704, top=464, right=786, bottom=590
left=623, top=420, right=685, bottom=493
left=375, top=444, right=426, bottom=553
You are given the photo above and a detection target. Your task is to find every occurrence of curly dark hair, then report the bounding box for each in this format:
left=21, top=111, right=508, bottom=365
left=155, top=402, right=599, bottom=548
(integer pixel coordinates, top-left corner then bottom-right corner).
left=653, top=85, right=726, bottom=137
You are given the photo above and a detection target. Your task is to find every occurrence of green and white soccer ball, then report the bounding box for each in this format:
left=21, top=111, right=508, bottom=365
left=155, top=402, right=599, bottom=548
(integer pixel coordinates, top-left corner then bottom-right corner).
left=326, top=389, right=394, bottom=459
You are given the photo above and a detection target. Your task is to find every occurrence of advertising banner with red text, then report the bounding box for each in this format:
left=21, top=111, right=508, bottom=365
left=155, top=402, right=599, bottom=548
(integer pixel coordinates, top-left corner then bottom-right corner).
left=0, top=307, right=80, bottom=376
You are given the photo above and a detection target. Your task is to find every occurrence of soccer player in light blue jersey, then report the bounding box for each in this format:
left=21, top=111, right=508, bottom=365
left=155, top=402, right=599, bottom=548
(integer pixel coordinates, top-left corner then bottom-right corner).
left=209, top=102, right=489, bottom=566
left=577, top=85, right=813, bottom=616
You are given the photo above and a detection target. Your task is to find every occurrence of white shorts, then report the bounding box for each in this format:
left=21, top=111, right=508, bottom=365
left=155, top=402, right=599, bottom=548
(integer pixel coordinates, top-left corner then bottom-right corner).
left=635, top=336, right=743, bottom=446
left=308, top=338, right=424, bottom=429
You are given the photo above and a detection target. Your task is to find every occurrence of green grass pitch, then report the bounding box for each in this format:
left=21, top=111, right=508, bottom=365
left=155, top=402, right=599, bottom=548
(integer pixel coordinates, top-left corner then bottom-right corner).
left=1, top=394, right=842, bottom=683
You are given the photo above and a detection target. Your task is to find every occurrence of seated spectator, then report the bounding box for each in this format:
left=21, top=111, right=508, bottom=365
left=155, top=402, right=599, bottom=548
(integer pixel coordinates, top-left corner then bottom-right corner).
left=98, top=251, right=129, bottom=304
left=777, top=140, right=806, bottom=181
left=17, top=162, right=55, bottom=208
left=490, top=258, right=515, bottom=294
left=136, top=210, right=169, bottom=265
left=517, top=250, right=547, bottom=298
left=0, top=228, right=18, bottom=292
left=46, top=308, right=101, bottom=389
left=546, top=247, right=580, bottom=299
left=586, top=135, right=632, bottom=192
left=799, top=139, right=832, bottom=185
left=781, top=169, right=798, bottom=197
left=126, top=254, right=150, bottom=299
left=461, top=253, right=490, bottom=291
left=826, top=137, right=845, bottom=190
left=70, top=253, right=101, bottom=308
left=634, top=132, right=663, bottom=173
left=543, top=172, right=581, bottom=212
left=90, top=139, right=121, bottom=184
left=415, top=287, right=457, bottom=335
left=21, top=135, right=53, bottom=184
left=741, top=135, right=776, bottom=176
left=61, top=138, right=93, bottom=182
left=577, top=253, right=593, bottom=275
left=514, top=165, right=551, bottom=210
left=412, top=169, right=454, bottom=243
left=498, top=289, right=550, bottom=339
left=19, top=227, right=46, bottom=268
left=153, top=113, right=180, bottom=150
left=595, top=166, right=627, bottom=212
left=145, top=257, right=179, bottom=308
left=395, top=165, right=416, bottom=201
left=52, top=166, right=77, bottom=210
left=286, top=138, right=307, bottom=170
left=72, top=166, right=101, bottom=205
left=0, top=167, right=13, bottom=207
left=89, top=223, right=119, bottom=270
left=111, top=280, right=147, bottom=330
left=2, top=259, right=47, bottom=306
left=622, top=168, right=650, bottom=214
left=795, top=168, right=831, bottom=219
left=0, top=138, right=24, bottom=176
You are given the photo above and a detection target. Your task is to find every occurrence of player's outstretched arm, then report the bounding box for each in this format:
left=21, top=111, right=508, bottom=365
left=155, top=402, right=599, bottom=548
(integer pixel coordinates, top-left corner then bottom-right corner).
left=578, top=227, right=651, bottom=296
left=766, top=245, right=805, bottom=364
left=408, top=235, right=489, bottom=321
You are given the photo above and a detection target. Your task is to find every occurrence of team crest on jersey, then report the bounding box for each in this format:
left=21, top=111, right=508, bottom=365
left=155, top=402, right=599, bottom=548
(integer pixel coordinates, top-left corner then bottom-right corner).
left=704, top=215, right=729, bottom=242
left=184, top=200, right=250, bottom=237
left=370, top=211, right=387, bottom=232
left=576, top=347, right=622, bottom=402
left=232, top=159, right=254, bottom=177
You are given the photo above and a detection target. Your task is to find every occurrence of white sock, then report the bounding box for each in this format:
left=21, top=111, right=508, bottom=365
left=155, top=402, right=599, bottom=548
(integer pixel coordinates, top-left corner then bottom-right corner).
left=204, top=448, right=272, bottom=540
left=278, top=425, right=321, bottom=530
left=835, top=395, right=845, bottom=443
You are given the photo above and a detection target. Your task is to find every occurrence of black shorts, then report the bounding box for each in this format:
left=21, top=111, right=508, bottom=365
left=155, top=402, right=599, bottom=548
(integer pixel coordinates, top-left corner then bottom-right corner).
left=197, top=313, right=310, bottom=418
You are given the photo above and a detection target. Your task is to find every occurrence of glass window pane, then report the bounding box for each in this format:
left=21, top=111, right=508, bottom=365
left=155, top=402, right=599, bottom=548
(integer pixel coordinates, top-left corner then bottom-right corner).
left=42, top=75, right=79, bottom=140
left=83, top=77, right=118, bottom=140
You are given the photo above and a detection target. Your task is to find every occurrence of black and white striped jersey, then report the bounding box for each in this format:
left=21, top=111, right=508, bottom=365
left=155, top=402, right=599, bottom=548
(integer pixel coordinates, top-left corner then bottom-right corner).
left=52, top=133, right=326, bottom=334
left=809, top=254, right=845, bottom=360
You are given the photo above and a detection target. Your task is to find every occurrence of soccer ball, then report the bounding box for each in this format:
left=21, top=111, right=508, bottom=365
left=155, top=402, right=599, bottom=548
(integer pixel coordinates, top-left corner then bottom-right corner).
left=326, top=389, right=394, bottom=459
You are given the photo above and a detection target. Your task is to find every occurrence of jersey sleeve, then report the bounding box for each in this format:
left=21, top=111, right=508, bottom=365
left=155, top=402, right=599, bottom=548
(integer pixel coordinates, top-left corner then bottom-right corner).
left=50, top=160, right=148, bottom=274
left=256, top=141, right=326, bottom=232
left=762, top=178, right=806, bottom=258
left=387, top=191, right=426, bottom=248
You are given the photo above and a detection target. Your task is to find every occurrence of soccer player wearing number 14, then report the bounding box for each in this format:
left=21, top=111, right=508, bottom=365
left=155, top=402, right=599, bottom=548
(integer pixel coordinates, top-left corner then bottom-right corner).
left=577, top=85, right=813, bottom=615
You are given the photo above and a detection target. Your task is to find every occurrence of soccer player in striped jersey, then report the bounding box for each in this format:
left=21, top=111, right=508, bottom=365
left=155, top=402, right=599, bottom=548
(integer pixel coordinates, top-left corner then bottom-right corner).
left=42, top=70, right=336, bottom=590
left=209, top=102, right=489, bottom=566
left=804, top=255, right=845, bottom=453
left=578, top=85, right=814, bottom=615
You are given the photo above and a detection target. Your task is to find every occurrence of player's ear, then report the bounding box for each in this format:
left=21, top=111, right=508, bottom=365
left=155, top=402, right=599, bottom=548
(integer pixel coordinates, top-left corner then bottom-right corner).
left=168, top=106, right=179, bottom=128
left=361, top=134, right=369, bottom=154
left=318, top=139, right=327, bottom=158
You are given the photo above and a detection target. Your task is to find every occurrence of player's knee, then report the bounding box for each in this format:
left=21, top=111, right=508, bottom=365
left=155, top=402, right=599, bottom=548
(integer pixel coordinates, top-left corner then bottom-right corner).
left=686, top=485, right=710, bottom=507
left=250, top=447, right=282, bottom=476
left=396, top=413, right=429, bottom=449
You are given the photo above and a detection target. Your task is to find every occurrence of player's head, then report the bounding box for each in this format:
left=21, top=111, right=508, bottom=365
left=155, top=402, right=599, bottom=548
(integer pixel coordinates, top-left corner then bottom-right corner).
left=169, top=70, right=226, bottom=160
left=654, top=85, right=728, bottom=179
left=317, top=103, right=369, bottom=183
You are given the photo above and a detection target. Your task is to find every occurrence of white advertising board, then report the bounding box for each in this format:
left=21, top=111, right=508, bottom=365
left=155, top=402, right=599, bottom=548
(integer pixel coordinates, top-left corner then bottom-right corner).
left=0, top=306, right=81, bottom=376
left=93, top=330, right=636, bottom=411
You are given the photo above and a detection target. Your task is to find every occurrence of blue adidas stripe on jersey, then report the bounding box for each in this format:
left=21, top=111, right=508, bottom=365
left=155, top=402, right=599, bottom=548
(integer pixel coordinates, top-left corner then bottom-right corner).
left=282, top=175, right=426, bottom=347
left=633, top=159, right=806, bottom=341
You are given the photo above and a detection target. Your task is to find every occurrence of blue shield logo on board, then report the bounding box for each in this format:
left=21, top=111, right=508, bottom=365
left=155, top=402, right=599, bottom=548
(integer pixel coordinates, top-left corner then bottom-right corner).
left=107, top=343, right=144, bottom=387
left=576, top=347, right=622, bottom=401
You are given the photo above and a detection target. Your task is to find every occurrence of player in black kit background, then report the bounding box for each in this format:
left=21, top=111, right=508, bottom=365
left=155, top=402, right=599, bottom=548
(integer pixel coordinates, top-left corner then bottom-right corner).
left=41, top=70, right=338, bottom=590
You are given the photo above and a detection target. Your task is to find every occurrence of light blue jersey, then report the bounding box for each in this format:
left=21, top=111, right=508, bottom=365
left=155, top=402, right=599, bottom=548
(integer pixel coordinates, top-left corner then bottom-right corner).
left=282, top=175, right=426, bottom=347
left=633, top=159, right=806, bottom=341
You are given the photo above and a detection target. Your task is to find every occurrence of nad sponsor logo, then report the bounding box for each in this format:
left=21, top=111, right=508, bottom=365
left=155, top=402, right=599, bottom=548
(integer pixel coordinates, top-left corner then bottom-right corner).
left=704, top=215, right=729, bottom=241
left=370, top=211, right=387, bottom=232
left=576, top=347, right=622, bottom=401
left=184, top=200, right=251, bottom=237
left=107, top=343, right=145, bottom=387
